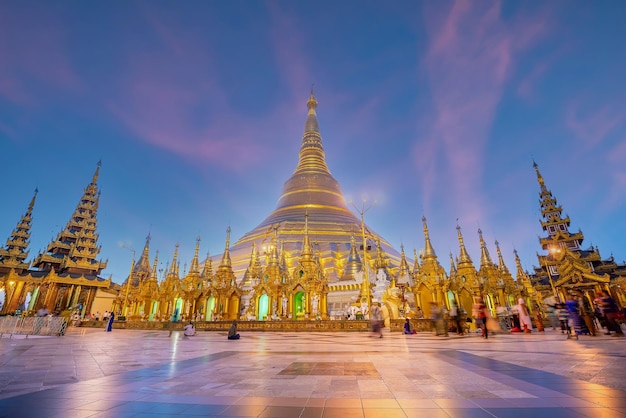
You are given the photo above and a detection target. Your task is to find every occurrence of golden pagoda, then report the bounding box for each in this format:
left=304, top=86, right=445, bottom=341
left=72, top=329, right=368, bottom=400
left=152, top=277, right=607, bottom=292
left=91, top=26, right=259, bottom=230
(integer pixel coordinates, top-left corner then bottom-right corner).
left=529, top=162, right=623, bottom=306
left=0, top=163, right=111, bottom=316
left=226, top=90, right=401, bottom=316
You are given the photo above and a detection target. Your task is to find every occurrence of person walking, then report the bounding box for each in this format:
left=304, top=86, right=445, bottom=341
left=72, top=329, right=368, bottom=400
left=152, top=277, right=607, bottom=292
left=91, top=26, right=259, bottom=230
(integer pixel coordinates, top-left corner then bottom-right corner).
left=370, top=302, right=383, bottom=338
left=472, top=297, right=488, bottom=339
left=598, top=292, right=624, bottom=337
left=517, top=298, right=533, bottom=333
left=106, top=311, right=115, bottom=332
left=450, top=302, right=463, bottom=335
left=564, top=294, right=582, bottom=339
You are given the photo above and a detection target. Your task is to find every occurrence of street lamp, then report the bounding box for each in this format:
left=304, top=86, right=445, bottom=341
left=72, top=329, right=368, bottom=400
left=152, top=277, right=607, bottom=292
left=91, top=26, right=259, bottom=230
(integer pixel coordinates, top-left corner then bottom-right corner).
left=121, top=245, right=135, bottom=316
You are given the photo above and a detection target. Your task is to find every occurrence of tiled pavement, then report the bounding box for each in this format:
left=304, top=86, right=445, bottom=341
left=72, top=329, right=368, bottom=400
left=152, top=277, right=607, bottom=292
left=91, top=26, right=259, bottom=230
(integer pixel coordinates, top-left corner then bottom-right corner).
left=1, top=327, right=625, bottom=417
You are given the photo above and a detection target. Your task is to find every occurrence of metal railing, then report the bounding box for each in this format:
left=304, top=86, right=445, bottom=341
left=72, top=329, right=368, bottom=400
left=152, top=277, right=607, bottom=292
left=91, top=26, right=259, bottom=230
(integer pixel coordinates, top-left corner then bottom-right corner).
left=0, top=316, right=68, bottom=338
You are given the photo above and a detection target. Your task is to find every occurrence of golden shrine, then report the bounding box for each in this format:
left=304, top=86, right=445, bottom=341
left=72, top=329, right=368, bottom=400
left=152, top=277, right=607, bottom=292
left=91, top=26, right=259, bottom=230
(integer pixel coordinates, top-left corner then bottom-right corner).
left=1, top=93, right=625, bottom=326
left=0, top=164, right=112, bottom=316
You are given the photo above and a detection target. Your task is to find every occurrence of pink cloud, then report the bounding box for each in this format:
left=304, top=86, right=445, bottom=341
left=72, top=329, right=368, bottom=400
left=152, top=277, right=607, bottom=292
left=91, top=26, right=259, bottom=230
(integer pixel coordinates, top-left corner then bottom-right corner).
left=266, top=3, right=313, bottom=104
left=416, top=0, right=550, bottom=222
left=0, top=5, right=81, bottom=106
left=104, top=6, right=278, bottom=174
left=565, top=99, right=626, bottom=149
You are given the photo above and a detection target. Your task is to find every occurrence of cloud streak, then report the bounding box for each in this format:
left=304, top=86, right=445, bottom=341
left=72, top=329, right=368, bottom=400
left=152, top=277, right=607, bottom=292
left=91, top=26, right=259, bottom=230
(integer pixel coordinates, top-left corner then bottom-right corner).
left=416, top=0, right=549, bottom=224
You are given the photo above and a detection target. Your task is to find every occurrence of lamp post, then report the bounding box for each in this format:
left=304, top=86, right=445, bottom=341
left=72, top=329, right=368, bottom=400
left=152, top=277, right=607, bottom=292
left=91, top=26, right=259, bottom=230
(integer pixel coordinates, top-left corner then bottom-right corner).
left=351, top=199, right=374, bottom=312
left=121, top=245, right=135, bottom=316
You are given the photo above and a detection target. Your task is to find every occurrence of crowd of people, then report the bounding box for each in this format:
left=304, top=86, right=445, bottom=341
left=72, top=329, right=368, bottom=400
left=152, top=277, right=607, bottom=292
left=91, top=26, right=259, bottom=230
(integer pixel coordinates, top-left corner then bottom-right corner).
left=415, top=291, right=625, bottom=339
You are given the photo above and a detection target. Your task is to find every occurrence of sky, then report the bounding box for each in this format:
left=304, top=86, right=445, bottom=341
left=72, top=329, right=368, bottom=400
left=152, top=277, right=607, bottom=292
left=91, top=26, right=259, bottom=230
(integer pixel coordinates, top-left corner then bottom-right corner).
left=1, top=1, right=625, bottom=285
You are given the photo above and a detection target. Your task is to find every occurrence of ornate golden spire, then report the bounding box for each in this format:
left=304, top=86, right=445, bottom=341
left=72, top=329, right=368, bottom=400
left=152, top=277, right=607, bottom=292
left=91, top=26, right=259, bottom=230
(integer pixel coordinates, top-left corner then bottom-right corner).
left=533, top=160, right=547, bottom=194
left=92, top=160, right=101, bottom=185
left=150, top=251, right=159, bottom=281
left=341, top=234, right=363, bottom=281
left=301, top=212, right=313, bottom=259
left=219, top=227, right=232, bottom=268
left=202, top=251, right=213, bottom=278
left=373, top=237, right=389, bottom=270
left=134, top=233, right=152, bottom=274
left=456, top=224, right=473, bottom=265
left=32, top=162, right=107, bottom=275
left=514, top=249, right=526, bottom=280
left=279, top=240, right=288, bottom=272
left=305, top=88, right=320, bottom=133
left=449, top=252, right=457, bottom=275
left=241, top=244, right=259, bottom=286
left=189, top=236, right=201, bottom=274
left=169, top=243, right=179, bottom=275
left=261, top=91, right=353, bottom=220
left=495, top=240, right=510, bottom=275
left=422, top=216, right=436, bottom=258
left=0, top=188, right=38, bottom=272
left=478, top=228, right=493, bottom=268
left=412, top=248, right=421, bottom=275
left=398, top=244, right=410, bottom=277
left=268, top=225, right=280, bottom=266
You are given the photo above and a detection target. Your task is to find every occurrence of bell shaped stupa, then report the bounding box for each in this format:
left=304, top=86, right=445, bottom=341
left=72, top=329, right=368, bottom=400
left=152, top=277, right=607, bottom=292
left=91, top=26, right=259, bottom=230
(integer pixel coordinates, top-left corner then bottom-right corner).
left=227, top=91, right=401, bottom=282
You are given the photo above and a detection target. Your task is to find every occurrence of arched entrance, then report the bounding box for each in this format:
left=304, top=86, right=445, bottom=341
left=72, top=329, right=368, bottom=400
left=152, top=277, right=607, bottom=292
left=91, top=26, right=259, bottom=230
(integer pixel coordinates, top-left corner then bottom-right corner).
left=294, top=291, right=305, bottom=319
left=228, top=294, right=239, bottom=320
left=207, top=296, right=216, bottom=321
left=172, top=298, right=183, bottom=322
left=258, top=293, right=269, bottom=320
left=149, top=301, right=159, bottom=321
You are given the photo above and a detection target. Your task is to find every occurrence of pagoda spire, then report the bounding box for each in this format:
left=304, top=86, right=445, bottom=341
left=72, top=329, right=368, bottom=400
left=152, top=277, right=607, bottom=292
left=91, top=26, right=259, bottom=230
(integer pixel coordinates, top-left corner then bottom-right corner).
left=241, top=244, right=259, bottom=286
left=412, top=248, right=421, bottom=275
left=449, top=252, right=457, bottom=276
left=268, top=225, right=280, bottom=266
left=456, top=224, right=473, bottom=265
left=373, top=237, right=389, bottom=270
left=219, top=227, right=232, bottom=267
left=169, top=244, right=179, bottom=275
left=189, top=236, right=201, bottom=274
left=514, top=249, right=526, bottom=279
left=301, top=212, right=313, bottom=259
left=495, top=240, right=510, bottom=275
left=341, top=234, right=363, bottom=281
left=150, top=251, right=159, bottom=281
left=422, top=216, right=436, bottom=258
left=279, top=240, right=288, bottom=272
left=534, top=161, right=582, bottom=252
left=478, top=229, right=493, bottom=269
left=134, top=233, right=152, bottom=274
left=32, top=162, right=107, bottom=275
left=0, top=188, right=38, bottom=272
left=398, top=244, right=410, bottom=277
left=202, top=251, right=213, bottom=278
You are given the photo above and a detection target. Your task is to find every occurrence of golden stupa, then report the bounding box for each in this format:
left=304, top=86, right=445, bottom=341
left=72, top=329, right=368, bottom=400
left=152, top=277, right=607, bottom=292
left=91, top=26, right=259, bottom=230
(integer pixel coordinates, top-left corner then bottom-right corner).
left=227, top=91, right=401, bottom=283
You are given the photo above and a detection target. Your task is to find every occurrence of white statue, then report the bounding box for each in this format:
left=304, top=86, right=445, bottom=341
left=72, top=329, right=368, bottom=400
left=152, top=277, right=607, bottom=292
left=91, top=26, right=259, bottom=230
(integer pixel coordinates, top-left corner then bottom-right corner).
left=282, top=295, right=288, bottom=315
left=376, top=269, right=387, bottom=284
left=361, top=302, right=369, bottom=317
left=311, top=293, right=319, bottom=315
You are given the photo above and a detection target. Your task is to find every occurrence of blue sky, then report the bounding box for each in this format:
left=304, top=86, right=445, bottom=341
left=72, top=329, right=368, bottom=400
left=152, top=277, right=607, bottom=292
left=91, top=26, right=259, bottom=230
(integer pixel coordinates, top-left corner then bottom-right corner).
left=1, top=1, right=625, bottom=285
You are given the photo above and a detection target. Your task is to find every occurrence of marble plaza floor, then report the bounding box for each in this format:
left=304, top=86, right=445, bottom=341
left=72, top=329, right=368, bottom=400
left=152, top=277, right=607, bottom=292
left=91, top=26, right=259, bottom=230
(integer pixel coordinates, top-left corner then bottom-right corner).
left=1, top=327, right=626, bottom=418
